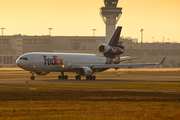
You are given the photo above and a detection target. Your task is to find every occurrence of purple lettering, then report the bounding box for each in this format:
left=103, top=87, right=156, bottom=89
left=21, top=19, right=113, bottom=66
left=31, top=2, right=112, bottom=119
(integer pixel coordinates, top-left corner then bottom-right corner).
left=43, top=55, right=48, bottom=65
left=48, top=58, right=52, bottom=65
left=52, top=56, right=56, bottom=65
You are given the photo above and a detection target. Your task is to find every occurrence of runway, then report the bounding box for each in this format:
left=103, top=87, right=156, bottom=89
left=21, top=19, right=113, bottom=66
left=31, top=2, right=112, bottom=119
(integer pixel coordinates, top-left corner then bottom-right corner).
left=0, top=75, right=180, bottom=83
left=0, top=68, right=180, bottom=83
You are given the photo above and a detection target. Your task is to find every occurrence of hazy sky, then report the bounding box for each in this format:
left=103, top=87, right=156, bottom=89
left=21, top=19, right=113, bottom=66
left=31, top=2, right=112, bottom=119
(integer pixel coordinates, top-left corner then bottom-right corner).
left=0, top=0, right=180, bottom=43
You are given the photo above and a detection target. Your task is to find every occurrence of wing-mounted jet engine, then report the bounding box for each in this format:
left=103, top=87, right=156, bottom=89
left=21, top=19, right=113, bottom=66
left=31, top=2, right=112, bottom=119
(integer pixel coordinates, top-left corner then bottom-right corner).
left=78, top=67, right=93, bottom=76
left=76, top=67, right=95, bottom=80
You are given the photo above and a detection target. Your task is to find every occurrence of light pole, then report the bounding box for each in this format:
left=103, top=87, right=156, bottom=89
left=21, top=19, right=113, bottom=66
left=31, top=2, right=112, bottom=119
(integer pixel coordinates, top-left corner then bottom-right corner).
left=0, top=28, right=5, bottom=65
left=140, top=29, right=143, bottom=50
left=0, top=28, right=5, bottom=53
left=92, top=29, right=97, bottom=37
left=48, top=28, right=53, bottom=52
left=152, top=37, right=154, bottom=43
left=92, top=29, right=97, bottom=53
left=163, top=37, right=165, bottom=43
left=48, top=28, right=53, bottom=36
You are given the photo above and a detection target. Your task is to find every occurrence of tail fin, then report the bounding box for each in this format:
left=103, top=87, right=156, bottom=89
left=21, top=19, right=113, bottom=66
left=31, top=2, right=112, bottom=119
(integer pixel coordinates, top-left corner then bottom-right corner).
left=108, top=26, right=122, bottom=46
left=103, top=26, right=124, bottom=59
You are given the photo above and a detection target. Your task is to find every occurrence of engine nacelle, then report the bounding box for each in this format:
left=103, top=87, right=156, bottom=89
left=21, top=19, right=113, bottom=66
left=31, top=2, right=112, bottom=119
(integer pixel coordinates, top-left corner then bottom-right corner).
left=78, top=67, right=93, bottom=76
left=99, top=44, right=111, bottom=53
left=36, top=72, right=50, bottom=76
left=98, top=44, right=124, bottom=56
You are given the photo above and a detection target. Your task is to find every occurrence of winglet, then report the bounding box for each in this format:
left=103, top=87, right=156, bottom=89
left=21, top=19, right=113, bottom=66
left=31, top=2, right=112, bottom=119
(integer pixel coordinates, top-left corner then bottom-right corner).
left=159, top=57, right=166, bottom=65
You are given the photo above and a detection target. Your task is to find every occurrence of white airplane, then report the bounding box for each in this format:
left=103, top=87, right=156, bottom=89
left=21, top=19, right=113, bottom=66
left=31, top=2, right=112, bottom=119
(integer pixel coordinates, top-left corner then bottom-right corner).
left=16, top=27, right=166, bottom=80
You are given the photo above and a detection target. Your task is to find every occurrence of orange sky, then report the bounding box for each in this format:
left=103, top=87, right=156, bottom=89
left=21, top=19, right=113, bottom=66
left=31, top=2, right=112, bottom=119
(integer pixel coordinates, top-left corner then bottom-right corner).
left=0, top=0, right=180, bottom=43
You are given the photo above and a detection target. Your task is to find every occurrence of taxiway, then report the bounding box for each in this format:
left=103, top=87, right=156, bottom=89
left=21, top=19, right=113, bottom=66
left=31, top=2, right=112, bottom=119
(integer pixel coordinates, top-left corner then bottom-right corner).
left=0, top=75, right=180, bottom=83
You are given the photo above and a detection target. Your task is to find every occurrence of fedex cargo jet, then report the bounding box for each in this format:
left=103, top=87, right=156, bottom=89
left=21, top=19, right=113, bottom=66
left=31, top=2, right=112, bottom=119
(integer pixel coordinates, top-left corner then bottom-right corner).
left=16, top=27, right=166, bottom=80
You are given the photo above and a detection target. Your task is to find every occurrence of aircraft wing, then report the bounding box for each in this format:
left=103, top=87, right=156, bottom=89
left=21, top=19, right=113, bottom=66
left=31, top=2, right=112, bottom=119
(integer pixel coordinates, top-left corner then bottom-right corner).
left=70, top=57, right=166, bottom=69
left=93, top=57, right=166, bottom=69
left=93, top=63, right=157, bottom=69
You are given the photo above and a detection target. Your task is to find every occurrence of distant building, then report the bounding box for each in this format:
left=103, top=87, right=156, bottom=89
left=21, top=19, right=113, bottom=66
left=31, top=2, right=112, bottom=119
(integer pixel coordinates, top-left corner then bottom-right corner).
left=0, top=35, right=180, bottom=67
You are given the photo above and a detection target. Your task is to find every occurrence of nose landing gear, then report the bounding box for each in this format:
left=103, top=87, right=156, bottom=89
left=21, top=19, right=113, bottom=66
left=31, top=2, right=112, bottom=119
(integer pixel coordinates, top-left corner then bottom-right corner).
left=58, top=72, right=68, bottom=80
left=31, top=72, right=35, bottom=80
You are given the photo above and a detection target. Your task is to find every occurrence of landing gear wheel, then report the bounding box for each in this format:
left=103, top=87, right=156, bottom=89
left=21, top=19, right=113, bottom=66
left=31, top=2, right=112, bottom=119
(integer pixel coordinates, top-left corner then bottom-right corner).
left=31, top=76, right=35, bottom=80
left=65, top=75, right=68, bottom=80
left=92, top=76, right=96, bottom=80
left=86, top=75, right=96, bottom=80
left=58, top=75, right=68, bottom=80
left=75, top=75, right=81, bottom=80
left=31, top=72, right=35, bottom=80
left=90, top=76, right=92, bottom=80
left=58, top=75, right=62, bottom=80
left=58, top=72, right=68, bottom=80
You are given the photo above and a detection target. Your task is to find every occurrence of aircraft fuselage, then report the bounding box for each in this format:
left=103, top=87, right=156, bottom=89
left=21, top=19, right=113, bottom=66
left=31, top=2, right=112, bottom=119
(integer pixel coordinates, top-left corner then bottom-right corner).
left=16, top=52, right=109, bottom=72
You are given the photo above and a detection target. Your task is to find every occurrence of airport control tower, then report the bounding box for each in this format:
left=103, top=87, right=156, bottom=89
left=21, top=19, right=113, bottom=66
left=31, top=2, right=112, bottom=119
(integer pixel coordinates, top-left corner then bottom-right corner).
left=100, top=0, right=122, bottom=43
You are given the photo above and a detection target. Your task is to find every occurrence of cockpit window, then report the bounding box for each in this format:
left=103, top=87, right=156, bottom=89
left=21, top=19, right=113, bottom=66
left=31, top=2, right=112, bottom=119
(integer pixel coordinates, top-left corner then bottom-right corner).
left=20, top=57, right=28, bottom=61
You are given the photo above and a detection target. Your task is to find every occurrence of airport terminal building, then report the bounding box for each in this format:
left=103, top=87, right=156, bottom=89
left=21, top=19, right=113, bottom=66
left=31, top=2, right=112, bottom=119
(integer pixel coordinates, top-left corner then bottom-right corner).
left=0, top=35, right=180, bottom=67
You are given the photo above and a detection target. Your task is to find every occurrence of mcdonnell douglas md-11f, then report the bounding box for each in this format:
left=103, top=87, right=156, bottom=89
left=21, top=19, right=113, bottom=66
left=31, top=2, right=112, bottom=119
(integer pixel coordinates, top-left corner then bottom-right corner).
left=16, top=27, right=166, bottom=80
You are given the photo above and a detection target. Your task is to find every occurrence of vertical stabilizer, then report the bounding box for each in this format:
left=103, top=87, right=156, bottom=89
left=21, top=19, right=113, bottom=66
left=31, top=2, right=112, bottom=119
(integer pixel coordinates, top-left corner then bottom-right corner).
left=108, top=26, right=122, bottom=46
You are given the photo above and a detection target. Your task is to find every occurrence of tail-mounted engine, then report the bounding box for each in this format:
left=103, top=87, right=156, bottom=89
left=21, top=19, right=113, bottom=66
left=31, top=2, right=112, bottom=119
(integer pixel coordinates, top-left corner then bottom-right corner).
left=78, top=67, right=93, bottom=76
left=98, top=44, right=124, bottom=57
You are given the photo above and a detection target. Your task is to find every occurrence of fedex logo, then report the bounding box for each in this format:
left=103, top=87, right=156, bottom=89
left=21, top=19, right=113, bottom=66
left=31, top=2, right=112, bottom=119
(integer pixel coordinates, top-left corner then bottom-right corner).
left=112, top=48, right=121, bottom=53
left=116, top=49, right=120, bottom=53
left=43, top=55, right=63, bottom=65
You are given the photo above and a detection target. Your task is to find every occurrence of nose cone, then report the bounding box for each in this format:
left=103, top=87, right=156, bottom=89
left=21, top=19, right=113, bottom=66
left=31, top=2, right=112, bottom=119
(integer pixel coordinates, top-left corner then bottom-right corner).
left=16, top=59, right=21, bottom=67
left=16, top=59, right=25, bottom=69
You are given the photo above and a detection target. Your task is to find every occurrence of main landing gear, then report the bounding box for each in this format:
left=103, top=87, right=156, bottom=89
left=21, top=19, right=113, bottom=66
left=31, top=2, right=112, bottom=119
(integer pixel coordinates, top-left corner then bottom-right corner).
left=31, top=72, right=35, bottom=80
left=86, top=75, right=96, bottom=80
left=75, top=75, right=81, bottom=80
left=58, top=72, right=68, bottom=80
left=75, top=75, right=96, bottom=80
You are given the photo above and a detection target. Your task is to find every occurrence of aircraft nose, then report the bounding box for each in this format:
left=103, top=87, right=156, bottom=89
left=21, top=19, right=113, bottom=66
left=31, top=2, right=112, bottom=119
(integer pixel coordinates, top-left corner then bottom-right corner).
left=16, top=59, right=21, bottom=67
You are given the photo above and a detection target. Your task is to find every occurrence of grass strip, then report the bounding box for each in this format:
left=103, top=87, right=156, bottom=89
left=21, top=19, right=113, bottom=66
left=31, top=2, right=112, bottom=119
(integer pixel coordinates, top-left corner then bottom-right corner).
left=0, top=85, right=180, bottom=120
left=1, top=82, right=180, bottom=91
